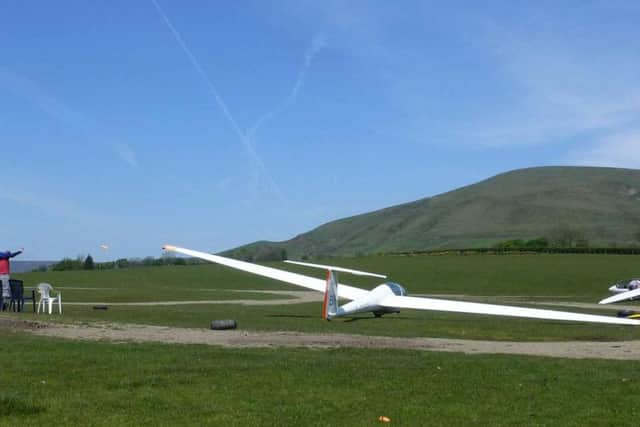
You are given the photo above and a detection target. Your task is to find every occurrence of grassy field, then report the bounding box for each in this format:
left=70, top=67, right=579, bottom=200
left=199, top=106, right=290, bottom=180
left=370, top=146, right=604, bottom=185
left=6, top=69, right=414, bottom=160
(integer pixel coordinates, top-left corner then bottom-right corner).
left=2, top=254, right=640, bottom=426
left=1, top=329, right=639, bottom=427
left=9, top=254, right=640, bottom=341
left=18, top=252, right=640, bottom=299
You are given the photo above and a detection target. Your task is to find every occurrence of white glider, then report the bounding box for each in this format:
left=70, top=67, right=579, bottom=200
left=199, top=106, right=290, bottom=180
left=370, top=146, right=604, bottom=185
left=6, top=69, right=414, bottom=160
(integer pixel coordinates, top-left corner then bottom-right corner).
left=599, top=279, right=640, bottom=305
left=163, top=245, right=640, bottom=326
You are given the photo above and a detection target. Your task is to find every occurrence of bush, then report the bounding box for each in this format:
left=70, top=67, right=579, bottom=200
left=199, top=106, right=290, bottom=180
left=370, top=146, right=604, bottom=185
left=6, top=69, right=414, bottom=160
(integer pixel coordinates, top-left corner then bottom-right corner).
left=115, top=258, right=129, bottom=269
left=83, top=255, right=95, bottom=270
left=52, top=258, right=83, bottom=271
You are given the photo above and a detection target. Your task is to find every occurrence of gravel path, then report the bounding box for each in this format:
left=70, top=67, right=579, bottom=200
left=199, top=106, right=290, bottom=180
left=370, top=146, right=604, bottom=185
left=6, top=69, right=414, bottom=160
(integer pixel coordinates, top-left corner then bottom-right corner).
left=2, top=318, right=638, bottom=360
left=4, top=290, right=637, bottom=360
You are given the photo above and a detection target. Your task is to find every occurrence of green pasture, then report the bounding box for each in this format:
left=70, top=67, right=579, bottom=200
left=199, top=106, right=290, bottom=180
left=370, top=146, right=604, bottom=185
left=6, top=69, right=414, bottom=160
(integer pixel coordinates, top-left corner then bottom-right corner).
left=1, top=330, right=639, bottom=426
left=3, top=254, right=640, bottom=426
left=7, top=254, right=640, bottom=341
left=17, top=253, right=640, bottom=299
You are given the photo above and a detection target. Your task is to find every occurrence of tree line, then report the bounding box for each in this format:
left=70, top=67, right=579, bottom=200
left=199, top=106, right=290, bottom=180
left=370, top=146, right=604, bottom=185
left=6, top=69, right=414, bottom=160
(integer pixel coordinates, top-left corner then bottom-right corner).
left=392, top=246, right=640, bottom=256
left=47, top=254, right=205, bottom=272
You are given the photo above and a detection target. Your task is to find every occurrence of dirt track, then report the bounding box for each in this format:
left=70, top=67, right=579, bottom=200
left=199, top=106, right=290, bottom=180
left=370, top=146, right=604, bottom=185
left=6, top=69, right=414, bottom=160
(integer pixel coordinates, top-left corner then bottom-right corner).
left=4, top=290, right=639, bottom=360
left=63, top=290, right=323, bottom=306
left=2, top=317, right=639, bottom=360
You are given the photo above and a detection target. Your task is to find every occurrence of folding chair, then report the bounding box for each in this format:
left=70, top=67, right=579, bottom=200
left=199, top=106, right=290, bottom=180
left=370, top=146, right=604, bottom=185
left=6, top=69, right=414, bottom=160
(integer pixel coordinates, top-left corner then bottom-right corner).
left=9, top=279, right=24, bottom=312
left=36, top=283, right=62, bottom=314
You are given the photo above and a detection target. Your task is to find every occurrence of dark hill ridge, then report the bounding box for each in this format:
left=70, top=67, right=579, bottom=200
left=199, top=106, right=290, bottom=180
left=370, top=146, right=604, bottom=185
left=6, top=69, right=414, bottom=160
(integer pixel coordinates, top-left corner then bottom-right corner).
left=226, top=166, right=640, bottom=259
left=11, top=261, right=56, bottom=273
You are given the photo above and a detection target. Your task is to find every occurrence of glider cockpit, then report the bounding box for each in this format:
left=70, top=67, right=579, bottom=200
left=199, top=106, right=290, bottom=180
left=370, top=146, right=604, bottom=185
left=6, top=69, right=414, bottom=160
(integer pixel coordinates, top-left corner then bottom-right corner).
left=609, top=279, right=640, bottom=293
left=385, top=282, right=407, bottom=296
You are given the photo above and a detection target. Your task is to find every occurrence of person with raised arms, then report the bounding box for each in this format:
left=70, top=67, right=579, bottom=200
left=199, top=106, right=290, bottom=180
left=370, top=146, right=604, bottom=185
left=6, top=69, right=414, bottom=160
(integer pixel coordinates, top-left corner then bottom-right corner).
left=0, top=248, right=23, bottom=310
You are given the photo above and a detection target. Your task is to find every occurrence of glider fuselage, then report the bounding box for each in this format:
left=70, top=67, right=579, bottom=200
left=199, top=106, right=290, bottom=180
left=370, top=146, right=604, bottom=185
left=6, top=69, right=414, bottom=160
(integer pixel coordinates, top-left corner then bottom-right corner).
left=330, top=282, right=406, bottom=319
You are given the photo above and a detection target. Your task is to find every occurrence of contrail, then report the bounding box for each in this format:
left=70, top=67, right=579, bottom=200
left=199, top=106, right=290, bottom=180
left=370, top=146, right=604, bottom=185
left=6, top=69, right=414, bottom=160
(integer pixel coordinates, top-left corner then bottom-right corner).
left=150, top=0, right=286, bottom=204
left=115, top=143, right=138, bottom=167
left=248, top=33, right=326, bottom=139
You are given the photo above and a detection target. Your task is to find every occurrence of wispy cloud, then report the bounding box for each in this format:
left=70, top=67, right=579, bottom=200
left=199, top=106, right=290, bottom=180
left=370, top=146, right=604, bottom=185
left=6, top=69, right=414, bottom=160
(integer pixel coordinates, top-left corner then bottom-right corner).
left=0, top=187, right=112, bottom=224
left=114, top=143, right=138, bottom=167
left=569, top=130, right=640, bottom=169
left=454, top=14, right=640, bottom=147
left=297, top=34, right=326, bottom=95
left=247, top=33, right=326, bottom=139
left=150, top=0, right=287, bottom=205
left=215, top=176, right=232, bottom=192
left=0, top=66, right=86, bottom=127
left=285, top=4, right=640, bottom=153
left=0, top=66, right=140, bottom=168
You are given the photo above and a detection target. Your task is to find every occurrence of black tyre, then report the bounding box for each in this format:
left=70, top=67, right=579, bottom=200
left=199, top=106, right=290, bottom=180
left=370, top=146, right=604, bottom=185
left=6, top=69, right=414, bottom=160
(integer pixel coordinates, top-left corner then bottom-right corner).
left=210, top=319, right=238, bottom=330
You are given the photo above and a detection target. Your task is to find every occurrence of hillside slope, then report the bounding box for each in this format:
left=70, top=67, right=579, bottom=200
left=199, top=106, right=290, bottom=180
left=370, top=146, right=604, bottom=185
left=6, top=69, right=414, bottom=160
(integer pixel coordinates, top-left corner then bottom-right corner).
left=226, top=166, right=640, bottom=259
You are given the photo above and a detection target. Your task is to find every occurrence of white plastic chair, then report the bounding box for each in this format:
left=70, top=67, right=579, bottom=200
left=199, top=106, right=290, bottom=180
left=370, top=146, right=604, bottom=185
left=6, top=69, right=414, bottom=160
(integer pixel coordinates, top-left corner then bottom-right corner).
left=37, top=283, right=62, bottom=314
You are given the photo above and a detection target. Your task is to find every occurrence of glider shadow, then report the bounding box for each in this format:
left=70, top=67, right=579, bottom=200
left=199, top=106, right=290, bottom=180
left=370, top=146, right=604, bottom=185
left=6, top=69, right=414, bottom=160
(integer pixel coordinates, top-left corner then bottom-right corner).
left=266, top=314, right=317, bottom=319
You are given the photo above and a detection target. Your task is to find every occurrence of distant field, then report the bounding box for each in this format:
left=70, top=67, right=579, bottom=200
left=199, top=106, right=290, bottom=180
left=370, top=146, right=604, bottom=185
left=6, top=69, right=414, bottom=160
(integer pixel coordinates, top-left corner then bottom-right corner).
left=1, top=330, right=639, bottom=426
left=17, top=253, right=640, bottom=299
left=9, top=254, right=640, bottom=341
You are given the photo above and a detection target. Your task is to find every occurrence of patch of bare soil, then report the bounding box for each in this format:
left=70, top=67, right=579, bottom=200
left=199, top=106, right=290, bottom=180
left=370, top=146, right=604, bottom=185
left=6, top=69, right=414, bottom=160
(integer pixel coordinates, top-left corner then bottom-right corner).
left=0, top=317, right=48, bottom=331
left=1, top=317, right=638, bottom=360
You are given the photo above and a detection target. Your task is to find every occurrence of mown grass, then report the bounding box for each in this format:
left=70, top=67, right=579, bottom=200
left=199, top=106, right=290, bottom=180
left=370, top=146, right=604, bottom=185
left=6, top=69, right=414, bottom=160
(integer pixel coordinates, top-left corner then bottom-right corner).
left=0, top=330, right=639, bottom=426
left=17, top=253, right=640, bottom=299
left=3, top=254, right=640, bottom=426
left=8, top=254, right=640, bottom=341
left=56, top=288, right=285, bottom=303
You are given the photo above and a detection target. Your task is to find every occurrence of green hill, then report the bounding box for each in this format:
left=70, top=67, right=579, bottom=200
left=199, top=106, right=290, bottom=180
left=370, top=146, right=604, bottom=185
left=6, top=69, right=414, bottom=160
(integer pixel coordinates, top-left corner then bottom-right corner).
left=226, top=166, right=640, bottom=259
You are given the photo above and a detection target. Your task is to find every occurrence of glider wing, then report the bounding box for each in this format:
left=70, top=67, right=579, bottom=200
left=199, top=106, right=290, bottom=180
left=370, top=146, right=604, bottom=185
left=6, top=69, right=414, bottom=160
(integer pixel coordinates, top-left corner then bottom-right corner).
left=599, top=288, right=640, bottom=305
left=379, top=295, right=640, bottom=325
left=163, top=245, right=369, bottom=300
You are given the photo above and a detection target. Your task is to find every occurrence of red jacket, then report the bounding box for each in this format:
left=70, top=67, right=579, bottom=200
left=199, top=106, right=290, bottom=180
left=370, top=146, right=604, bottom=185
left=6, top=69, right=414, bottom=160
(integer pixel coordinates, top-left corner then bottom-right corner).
left=0, top=251, right=22, bottom=275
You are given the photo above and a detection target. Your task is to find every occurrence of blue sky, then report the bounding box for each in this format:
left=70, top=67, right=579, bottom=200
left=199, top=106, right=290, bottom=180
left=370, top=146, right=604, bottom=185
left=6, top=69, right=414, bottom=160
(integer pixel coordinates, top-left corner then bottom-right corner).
left=2, top=1, right=640, bottom=260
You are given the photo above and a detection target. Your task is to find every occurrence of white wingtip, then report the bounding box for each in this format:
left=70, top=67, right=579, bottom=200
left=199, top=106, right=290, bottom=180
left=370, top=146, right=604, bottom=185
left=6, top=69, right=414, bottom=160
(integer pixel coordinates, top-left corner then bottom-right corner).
left=598, top=287, right=640, bottom=305
left=284, top=260, right=387, bottom=279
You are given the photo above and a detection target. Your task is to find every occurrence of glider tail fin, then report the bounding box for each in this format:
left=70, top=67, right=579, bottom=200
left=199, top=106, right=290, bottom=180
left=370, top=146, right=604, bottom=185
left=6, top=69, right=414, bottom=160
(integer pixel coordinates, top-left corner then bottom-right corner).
left=323, top=270, right=339, bottom=320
